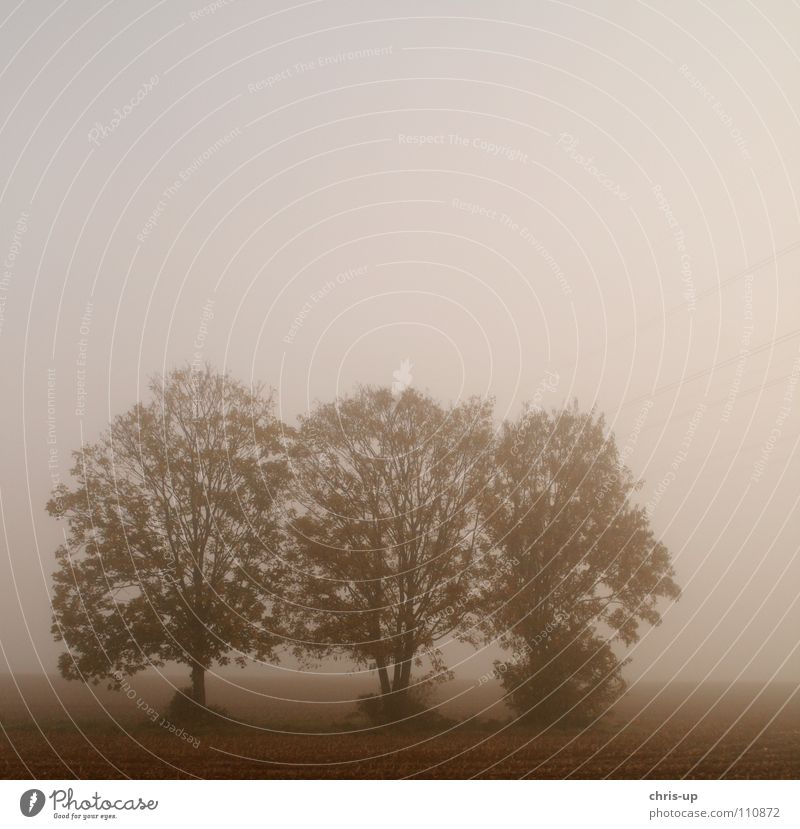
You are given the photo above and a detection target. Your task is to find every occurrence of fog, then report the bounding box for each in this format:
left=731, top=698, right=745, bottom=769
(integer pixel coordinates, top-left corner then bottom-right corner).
left=1, top=0, right=799, bottom=706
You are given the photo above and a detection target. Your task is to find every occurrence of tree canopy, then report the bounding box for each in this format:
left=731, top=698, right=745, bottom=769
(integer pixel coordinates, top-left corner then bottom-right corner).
left=480, top=402, right=680, bottom=724
left=48, top=366, right=290, bottom=705
left=290, top=386, right=494, bottom=720
left=49, top=373, right=679, bottom=727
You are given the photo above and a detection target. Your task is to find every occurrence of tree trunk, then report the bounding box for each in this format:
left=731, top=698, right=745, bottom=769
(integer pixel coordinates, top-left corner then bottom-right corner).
left=398, top=647, right=413, bottom=690
left=375, top=661, right=396, bottom=721
left=190, top=664, right=206, bottom=706
left=375, top=653, right=391, bottom=694
left=378, top=647, right=415, bottom=720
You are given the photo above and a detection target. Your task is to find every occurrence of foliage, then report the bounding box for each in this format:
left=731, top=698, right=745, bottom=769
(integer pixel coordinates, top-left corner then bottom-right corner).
left=290, top=386, right=494, bottom=719
left=48, top=366, right=291, bottom=704
left=480, top=402, right=680, bottom=725
left=48, top=370, right=679, bottom=727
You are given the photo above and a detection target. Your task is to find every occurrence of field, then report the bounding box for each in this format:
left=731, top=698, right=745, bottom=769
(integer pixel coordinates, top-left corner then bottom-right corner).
left=1, top=676, right=798, bottom=779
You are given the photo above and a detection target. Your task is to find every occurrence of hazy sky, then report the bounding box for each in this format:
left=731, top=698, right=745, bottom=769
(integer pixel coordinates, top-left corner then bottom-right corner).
left=1, top=0, right=799, bottom=692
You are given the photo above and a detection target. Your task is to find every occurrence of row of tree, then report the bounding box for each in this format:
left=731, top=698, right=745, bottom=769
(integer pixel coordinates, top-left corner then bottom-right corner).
left=48, top=366, right=679, bottom=726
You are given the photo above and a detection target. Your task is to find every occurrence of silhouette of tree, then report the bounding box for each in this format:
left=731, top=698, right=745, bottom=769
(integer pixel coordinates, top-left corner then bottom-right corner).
left=48, top=366, right=290, bottom=707
left=290, top=386, right=494, bottom=721
left=480, top=402, right=680, bottom=725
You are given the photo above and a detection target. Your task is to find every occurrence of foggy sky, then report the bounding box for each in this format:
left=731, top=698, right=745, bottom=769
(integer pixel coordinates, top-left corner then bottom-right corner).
left=1, top=0, right=799, bottom=695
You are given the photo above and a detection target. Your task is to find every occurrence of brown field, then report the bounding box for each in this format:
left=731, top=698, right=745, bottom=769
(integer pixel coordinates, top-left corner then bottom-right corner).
left=1, top=676, right=798, bottom=779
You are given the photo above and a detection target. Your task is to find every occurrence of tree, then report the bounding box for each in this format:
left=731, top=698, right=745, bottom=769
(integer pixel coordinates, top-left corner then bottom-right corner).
left=480, top=402, right=680, bottom=725
left=48, top=366, right=290, bottom=707
left=290, top=386, right=494, bottom=721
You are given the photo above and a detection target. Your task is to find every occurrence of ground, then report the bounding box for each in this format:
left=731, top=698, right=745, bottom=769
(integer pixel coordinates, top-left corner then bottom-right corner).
left=1, top=677, right=797, bottom=779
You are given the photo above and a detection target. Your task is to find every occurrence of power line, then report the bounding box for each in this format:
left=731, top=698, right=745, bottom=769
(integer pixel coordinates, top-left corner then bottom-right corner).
left=609, top=238, right=800, bottom=348
left=623, top=327, right=800, bottom=409
left=638, top=371, right=798, bottom=432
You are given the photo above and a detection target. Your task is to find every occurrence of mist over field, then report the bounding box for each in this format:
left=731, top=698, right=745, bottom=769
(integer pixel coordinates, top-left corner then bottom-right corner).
left=0, top=0, right=799, bottom=780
